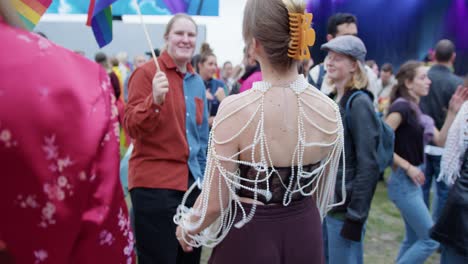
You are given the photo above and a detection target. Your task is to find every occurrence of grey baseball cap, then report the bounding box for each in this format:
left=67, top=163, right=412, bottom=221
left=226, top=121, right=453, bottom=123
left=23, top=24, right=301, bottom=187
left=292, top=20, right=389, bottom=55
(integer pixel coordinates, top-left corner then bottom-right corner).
left=321, top=35, right=367, bottom=63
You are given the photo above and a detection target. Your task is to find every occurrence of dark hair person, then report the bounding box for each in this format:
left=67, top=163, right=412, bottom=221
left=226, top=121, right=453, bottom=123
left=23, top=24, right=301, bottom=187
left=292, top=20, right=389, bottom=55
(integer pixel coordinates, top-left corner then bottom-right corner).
left=385, top=60, right=467, bottom=263
left=197, top=43, right=228, bottom=127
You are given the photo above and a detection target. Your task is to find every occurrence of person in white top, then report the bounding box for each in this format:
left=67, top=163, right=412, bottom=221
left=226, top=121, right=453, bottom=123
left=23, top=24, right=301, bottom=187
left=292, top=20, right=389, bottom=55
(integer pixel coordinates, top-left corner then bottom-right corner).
left=376, top=63, right=397, bottom=115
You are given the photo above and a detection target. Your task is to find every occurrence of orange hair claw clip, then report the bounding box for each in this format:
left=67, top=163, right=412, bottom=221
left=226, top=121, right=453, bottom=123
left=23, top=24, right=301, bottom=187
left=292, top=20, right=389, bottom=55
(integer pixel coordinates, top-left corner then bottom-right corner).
left=288, top=12, right=316, bottom=60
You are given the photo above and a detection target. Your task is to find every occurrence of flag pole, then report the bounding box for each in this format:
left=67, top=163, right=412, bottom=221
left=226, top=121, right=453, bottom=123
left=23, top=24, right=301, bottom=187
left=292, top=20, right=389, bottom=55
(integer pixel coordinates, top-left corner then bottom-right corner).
left=134, top=0, right=160, bottom=72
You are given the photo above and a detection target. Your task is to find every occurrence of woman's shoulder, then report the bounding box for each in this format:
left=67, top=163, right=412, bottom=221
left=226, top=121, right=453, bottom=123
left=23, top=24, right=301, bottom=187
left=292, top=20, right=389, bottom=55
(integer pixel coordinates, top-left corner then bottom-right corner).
left=302, top=86, right=341, bottom=123
left=217, top=90, right=258, bottom=116
left=210, top=91, right=260, bottom=141
left=389, top=97, right=412, bottom=111
left=212, top=78, right=225, bottom=86
left=348, top=89, right=374, bottom=107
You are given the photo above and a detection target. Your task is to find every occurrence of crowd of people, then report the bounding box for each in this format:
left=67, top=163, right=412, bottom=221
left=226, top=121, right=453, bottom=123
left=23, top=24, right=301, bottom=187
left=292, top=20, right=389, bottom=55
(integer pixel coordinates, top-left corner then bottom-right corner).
left=1, top=0, right=468, bottom=263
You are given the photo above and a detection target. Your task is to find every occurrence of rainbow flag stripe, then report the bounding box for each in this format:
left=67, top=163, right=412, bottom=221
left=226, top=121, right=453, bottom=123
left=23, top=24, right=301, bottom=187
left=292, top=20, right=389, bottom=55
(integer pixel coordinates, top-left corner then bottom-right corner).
left=12, top=0, right=52, bottom=30
left=87, top=0, right=117, bottom=48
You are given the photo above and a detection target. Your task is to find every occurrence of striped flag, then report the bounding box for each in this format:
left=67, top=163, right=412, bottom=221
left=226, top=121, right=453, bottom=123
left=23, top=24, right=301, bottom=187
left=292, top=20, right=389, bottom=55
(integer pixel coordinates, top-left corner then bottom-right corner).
left=12, top=0, right=52, bottom=30
left=87, top=0, right=118, bottom=48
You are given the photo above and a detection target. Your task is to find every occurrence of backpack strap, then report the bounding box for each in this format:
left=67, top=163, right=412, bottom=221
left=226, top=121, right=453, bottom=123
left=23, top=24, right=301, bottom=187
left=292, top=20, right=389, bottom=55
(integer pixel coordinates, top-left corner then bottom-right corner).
left=307, top=71, right=314, bottom=86
left=345, top=90, right=369, bottom=129
left=345, top=91, right=367, bottom=113
left=316, top=64, right=326, bottom=90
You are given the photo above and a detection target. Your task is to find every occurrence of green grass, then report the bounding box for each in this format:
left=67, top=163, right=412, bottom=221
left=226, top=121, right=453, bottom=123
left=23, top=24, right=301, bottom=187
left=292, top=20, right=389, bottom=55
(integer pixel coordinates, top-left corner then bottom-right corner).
left=200, top=178, right=440, bottom=263
left=125, top=172, right=440, bottom=263
left=364, top=179, right=439, bottom=264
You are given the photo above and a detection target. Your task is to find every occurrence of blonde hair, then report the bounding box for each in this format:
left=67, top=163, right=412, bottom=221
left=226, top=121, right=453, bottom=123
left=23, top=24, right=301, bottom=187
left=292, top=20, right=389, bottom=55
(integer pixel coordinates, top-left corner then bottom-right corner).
left=164, top=13, right=197, bottom=38
left=351, top=61, right=369, bottom=90
left=162, top=13, right=197, bottom=53
left=328, top=60, right=368, bottom=92
left=242, top=0, right=306, bottom=72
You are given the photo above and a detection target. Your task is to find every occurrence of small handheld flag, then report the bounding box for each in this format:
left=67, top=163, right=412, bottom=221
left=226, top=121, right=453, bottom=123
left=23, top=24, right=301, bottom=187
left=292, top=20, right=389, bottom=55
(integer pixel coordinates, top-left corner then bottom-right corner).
left=87, top=0, right=118, bottom=48
left=12, top=0, right=52, bottom=30
left=133, top=0, right=160, bottom=71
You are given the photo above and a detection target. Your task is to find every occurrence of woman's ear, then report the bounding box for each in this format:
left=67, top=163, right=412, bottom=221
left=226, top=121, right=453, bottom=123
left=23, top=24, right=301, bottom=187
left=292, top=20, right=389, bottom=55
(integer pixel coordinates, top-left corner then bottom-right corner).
left=405, top=79, right=413, bottom=90
left=251, top=38, right=268, bottom=63
left=249, top=38, right=258, bottom=60
left=349, top=60, right=358, bottom=73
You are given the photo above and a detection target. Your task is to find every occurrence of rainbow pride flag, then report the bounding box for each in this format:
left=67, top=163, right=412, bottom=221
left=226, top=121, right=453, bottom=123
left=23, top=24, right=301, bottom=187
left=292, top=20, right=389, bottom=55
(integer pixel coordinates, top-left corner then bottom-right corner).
left=12, top=0, right=52, bottom=30
left=87, top=0, right=118, bottom=48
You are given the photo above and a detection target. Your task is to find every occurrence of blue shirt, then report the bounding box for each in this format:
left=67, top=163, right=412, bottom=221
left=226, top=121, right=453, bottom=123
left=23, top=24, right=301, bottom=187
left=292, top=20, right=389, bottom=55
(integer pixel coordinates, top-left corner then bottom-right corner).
left=184, top=72, right=209, bottom=185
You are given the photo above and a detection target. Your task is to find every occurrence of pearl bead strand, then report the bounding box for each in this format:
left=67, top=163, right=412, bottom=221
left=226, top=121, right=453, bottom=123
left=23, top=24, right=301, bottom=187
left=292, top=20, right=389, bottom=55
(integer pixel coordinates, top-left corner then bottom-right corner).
left=173, top=75, right=346, bottom=248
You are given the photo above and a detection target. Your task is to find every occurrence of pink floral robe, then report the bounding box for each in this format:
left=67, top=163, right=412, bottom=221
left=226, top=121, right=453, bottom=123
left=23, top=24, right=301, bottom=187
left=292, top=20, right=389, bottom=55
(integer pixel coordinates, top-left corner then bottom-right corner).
left=0, top=21, right=135, bottom=263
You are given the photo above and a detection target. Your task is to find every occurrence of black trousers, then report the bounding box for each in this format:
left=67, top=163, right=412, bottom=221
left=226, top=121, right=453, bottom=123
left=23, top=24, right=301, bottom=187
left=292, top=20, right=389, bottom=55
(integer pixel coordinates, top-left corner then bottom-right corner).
left=208, top=197, right=324, bottom=264
left=130, top=176, right=201, bottom=264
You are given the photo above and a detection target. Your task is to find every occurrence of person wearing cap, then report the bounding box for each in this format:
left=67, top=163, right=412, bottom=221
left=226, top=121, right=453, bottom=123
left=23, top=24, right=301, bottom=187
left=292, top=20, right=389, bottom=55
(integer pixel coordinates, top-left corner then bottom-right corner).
left=307, top=13, right=378, bottom=102
left=320, top=35, right=380, bottom=264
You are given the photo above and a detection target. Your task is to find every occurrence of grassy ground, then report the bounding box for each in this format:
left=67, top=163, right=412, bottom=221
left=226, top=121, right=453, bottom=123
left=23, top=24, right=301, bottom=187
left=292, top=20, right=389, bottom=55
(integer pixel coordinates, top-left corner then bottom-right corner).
left=200, top=179, right=440, bottom=263
left=363, top=180, right=439, bottom=263
left=125, top=171, right=440, bottom=263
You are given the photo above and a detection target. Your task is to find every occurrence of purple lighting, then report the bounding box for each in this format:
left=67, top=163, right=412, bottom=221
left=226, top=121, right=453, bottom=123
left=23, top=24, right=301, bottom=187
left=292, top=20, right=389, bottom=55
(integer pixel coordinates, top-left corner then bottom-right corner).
left=446, top=0, right=468, bottom=49
left=161, top=0, right=187, bottom=14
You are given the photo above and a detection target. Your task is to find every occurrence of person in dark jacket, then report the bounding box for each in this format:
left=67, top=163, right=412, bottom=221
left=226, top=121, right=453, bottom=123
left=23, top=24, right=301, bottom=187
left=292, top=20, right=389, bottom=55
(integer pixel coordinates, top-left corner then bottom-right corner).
left=321, top=35, right=380, bottom=264
left=384, top=61, right=466, bottom=264
left=419, top=39, right=464, bottom=222
left=431, top=100, right=468, bottom=264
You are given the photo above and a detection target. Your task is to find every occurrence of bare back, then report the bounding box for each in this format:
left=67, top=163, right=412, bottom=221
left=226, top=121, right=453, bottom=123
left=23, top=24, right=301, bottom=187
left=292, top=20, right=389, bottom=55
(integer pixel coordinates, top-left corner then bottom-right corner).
left=174, top=75, right=345, bottom=248
left=214, top=79, right=340, bottom=167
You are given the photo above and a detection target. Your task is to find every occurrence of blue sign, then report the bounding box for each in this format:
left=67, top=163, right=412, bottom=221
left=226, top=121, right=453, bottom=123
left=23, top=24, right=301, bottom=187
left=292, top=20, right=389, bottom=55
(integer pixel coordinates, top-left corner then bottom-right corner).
left=47, top=0, right=219, bottom=16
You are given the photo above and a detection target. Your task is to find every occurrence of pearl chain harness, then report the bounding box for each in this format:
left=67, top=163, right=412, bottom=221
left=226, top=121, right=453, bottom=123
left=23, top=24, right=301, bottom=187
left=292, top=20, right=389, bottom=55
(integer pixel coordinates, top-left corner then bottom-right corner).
left=174, top=75, right=346, bottom=248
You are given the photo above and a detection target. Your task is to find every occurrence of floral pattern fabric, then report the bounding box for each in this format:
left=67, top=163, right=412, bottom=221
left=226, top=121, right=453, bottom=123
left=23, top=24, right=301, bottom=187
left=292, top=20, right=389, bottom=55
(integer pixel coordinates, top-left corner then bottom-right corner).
left=0, top=21, right=134, bottom=263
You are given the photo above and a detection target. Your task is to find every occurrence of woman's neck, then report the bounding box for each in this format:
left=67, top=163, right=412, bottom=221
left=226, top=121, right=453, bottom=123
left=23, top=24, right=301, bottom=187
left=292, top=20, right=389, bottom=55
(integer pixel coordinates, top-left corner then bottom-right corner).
left=335, top=77, right=352, bottom=101
left=259, top=60, right=299, bottom=87
left=171, top=56, right=188, bottom=73
left=201, top=73, right=211, bottom=81
left=408, top=91, right=420, bottom=104
left=176, top=63, right=187, bottom=73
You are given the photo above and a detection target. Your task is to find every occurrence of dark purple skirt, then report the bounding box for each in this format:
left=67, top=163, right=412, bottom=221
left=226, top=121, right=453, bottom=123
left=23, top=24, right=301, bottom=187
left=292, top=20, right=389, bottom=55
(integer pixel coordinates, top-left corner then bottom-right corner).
left=208, top=197, right=324, bottom=264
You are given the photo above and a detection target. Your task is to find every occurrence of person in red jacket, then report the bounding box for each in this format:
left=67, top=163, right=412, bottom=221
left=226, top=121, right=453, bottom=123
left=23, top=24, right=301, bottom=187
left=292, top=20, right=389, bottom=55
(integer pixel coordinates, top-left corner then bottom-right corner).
left=124, top=13, right=209, bottom=264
